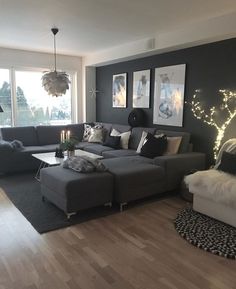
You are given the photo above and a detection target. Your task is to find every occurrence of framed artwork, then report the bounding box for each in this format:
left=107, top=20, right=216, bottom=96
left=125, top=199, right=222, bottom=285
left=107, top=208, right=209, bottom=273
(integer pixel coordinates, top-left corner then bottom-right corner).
left=153, top=64, right=186, bottom=127
left=112, top=73, right=127, bottom=108
left=132, top=69, right=150, bottom=108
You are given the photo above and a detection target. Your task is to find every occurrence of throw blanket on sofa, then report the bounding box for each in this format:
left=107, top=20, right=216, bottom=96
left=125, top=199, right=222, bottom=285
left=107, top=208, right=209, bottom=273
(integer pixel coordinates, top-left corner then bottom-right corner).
left=185, top=169, right=236, bottom=209
left=62, top=155, right=107, bottom=173
left=0, top=140, right=24, bottom=151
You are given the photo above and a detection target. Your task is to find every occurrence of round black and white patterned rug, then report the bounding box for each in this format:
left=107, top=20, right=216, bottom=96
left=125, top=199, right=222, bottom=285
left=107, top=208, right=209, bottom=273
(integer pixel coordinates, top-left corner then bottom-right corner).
left=174, top=207, right=236, bottom=259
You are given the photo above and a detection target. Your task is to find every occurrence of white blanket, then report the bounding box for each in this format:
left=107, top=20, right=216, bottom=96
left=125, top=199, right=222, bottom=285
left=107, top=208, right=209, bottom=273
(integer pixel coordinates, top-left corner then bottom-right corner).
left=185, top=169, right=236, bottom=209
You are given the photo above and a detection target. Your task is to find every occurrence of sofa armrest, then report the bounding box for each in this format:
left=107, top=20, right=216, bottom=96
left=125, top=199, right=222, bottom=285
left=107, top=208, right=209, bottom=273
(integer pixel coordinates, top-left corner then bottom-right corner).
left=153, top=152, right=206, bottom=191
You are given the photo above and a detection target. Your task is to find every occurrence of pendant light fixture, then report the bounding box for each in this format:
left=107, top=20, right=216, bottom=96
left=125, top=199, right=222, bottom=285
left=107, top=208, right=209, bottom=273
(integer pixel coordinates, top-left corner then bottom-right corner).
left=42, top=28, right=70, bottom=97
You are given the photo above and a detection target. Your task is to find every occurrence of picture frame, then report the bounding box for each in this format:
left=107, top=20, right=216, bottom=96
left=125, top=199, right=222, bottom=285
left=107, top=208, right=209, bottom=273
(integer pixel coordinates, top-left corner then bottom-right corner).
left=132, top=69, right=150, bottom=108
left=112, top=73, right=127, bottom=108
left=153, top=64, right=186, bottom=127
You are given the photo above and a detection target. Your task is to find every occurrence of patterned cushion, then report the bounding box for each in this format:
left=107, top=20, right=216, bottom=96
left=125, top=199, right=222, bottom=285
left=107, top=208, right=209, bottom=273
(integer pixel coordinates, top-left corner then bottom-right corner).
left=82, top=124, right=102, bottom=142
left=88, top=127, right=104, bottom=143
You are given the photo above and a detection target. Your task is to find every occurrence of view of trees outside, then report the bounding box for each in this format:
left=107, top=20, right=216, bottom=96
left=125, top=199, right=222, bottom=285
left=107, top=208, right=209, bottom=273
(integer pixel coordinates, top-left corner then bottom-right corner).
left=0, top=69, right=72, bottom=127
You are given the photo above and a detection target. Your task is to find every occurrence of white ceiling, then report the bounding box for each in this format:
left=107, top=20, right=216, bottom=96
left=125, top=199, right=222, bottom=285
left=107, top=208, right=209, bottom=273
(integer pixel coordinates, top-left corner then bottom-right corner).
left=0, top=0, right=236, bottom=56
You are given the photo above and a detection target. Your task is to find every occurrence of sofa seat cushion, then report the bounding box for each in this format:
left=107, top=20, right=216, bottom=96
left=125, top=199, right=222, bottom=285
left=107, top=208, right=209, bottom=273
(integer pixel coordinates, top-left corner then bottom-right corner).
left=36, top=125, right=65, bottom=145
left=76, top=142, right=94, bottom=150
left=40, top=166, right=113, bottom=213
left=22, top=144, right=58, bottom=154
left=1, top=126, right=38, bottom=146
left=83, top=144, right=113, bottom=155
left=102, top=157, right=166, bottom=203
left=102, top=149, right=137, bottom=158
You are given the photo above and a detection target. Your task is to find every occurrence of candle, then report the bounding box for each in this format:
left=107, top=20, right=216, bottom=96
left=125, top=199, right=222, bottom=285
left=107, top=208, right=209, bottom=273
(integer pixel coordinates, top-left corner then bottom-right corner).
left=61, top=130, right=65, bottom=142
left=66, top=130, right=71, bottom=140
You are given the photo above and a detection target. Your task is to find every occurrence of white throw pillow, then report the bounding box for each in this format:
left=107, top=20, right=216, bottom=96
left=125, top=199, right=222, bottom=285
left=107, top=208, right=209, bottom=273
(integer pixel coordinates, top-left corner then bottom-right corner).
left=164, top=136, right=182, bottom=155
left=110, top=128, right=131, bottom=149
left=136, top=131, right=148, bottom=153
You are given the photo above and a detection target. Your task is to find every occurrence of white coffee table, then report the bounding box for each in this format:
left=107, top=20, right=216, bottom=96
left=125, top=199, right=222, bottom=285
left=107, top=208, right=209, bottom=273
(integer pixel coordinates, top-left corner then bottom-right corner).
left=32, top=149, right=103, bottom=181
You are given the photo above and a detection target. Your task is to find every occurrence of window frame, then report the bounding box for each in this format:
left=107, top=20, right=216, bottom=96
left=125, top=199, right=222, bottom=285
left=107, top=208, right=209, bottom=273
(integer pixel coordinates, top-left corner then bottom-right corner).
left=0, top=66, right=77, bottom=127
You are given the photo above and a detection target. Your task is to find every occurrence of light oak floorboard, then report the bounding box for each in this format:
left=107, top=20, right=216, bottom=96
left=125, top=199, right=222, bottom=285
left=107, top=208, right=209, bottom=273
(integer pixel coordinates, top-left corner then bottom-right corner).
left=0, top=188, right=235, bottom=289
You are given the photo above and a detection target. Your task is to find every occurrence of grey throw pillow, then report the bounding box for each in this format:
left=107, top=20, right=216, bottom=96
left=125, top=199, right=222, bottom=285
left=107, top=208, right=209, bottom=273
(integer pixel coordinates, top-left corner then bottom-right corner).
left=11, top=140, right=24, bottom=151
left=0, top=140, right=24, bottom=152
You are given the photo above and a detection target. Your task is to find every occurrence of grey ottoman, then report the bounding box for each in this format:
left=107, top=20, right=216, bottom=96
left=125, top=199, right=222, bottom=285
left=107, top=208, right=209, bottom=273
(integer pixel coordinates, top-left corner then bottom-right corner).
left=102, top=157, right=167, bottom=211
left=40, top=166, right=113, bottom=218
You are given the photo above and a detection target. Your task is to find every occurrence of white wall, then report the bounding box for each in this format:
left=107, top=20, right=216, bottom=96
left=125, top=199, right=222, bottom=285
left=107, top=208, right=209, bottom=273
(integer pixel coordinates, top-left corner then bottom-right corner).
left=0, top=47, right=83, bottom=122
left=84, top=11, right=236, bottom=67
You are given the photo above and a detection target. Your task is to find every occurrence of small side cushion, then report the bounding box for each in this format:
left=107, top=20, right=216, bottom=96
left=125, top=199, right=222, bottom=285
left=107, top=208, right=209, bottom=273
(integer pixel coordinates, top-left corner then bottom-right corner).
left=218, top=151, right=236, bottom=175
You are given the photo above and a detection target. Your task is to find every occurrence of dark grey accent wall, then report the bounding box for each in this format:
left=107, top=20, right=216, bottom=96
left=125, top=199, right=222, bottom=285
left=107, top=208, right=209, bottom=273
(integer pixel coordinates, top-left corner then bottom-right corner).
left=96, top=38, right=236, bottom=164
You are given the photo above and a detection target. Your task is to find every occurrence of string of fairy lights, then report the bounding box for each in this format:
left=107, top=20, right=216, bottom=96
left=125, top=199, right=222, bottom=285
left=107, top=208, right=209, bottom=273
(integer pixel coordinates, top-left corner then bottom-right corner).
left=190, top=89, right=236, bottom=160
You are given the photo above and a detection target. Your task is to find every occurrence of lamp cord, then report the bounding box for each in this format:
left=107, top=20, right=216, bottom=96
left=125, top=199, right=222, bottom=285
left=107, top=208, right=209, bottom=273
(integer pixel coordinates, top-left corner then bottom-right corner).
left=54, top=33, right=57, bottom=71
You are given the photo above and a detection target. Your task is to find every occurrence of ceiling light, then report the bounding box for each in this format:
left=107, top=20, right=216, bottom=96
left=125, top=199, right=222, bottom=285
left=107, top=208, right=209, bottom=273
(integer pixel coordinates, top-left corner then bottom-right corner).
left=42, top=28, right=70, bottom=97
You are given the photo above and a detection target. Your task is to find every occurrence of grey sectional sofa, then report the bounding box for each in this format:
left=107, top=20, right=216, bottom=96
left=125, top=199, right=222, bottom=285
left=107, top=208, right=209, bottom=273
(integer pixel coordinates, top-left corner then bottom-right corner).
left=0, top=122, right=205, bottom=214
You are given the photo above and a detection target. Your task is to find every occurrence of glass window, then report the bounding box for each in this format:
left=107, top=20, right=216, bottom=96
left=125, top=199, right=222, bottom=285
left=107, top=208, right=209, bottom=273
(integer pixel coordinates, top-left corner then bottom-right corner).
left=0, top=69, right=12, bottom=127
left=15, top=70, right=72, bottom=126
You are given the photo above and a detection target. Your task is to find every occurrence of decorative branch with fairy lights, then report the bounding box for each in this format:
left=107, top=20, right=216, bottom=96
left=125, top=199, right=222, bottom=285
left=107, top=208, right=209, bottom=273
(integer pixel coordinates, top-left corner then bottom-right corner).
left=189, top=89, right=236, bottom=160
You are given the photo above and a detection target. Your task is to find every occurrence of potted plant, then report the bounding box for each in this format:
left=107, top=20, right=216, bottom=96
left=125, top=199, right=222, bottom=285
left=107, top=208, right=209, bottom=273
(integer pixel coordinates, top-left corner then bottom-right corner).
left=60, top=137, right=78, bottom=157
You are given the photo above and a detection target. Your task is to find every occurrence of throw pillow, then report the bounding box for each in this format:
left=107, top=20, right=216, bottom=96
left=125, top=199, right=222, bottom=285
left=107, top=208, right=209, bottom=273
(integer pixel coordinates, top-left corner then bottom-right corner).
left=88, top=127, right=104, bottom=143
left=163, top=136, right=182, bottom=155
left=136, top=131, right=148, bottom=153
left=140, top=133, right=167, bottom=158
left=110, top=128, right=131, bottom=149
left=11, top=140, right=24, bottom=151
left=82, top=124, right=102, bottom=142
left=103, top=135, right=121, bottom=149
left=218, top=151, right=236, bottom=175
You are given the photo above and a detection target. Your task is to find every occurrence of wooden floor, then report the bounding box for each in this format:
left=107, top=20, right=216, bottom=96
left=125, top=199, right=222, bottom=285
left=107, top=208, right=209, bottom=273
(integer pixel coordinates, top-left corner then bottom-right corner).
left=0, top=189, right=236, bottom=289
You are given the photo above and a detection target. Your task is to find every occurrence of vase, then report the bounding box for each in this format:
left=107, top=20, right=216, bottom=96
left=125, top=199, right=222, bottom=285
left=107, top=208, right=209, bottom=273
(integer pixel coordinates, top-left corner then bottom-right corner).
left=67, top=150, right=75, bottom=158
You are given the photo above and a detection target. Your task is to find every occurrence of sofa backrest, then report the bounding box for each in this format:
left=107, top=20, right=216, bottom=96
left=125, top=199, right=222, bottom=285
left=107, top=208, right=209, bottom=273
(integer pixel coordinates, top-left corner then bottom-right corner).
left=111, top=124, right=131, bottom=133
left=129, top=127, right=156, bottom=150
left=66, top=124, right=84, bottom=141
left=155, top=130, right=190, bottom=153
left=36, top=125, right=65, bottom=145
left=1, top=126, right=38, bottom=146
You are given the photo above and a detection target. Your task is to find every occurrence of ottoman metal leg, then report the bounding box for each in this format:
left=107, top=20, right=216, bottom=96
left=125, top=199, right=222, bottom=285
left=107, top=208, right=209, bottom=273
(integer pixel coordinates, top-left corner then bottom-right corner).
left=120, top=202, right=127, bottom=212
left=66, top=212, right=76, bottom=220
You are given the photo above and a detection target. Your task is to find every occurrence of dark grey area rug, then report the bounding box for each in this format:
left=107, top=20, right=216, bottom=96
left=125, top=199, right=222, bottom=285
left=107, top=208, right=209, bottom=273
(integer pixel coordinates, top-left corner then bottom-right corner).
left=0, top=172, right=117, bottom=234
left=174, top=207, right=236, bottom=259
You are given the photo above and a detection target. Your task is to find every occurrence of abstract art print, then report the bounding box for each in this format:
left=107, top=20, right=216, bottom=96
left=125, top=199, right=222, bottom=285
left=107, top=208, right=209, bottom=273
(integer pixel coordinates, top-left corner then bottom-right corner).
left=133, top=69, right=150, bottom=108
left=153, top=64, right=186, bottom=127
left=112, top=73, right=127, bottom=108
